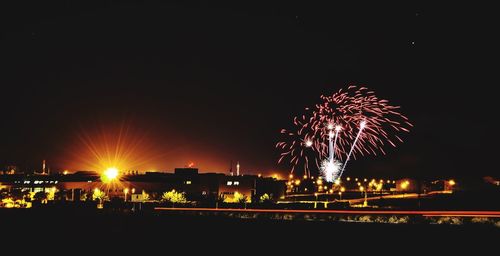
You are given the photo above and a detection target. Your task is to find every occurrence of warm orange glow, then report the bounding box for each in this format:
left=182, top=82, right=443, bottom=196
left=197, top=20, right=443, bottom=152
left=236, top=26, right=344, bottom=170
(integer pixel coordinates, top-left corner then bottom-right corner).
left=60, top=122, right=166, bottom=174
left=449, top=179, right=456, bottom=186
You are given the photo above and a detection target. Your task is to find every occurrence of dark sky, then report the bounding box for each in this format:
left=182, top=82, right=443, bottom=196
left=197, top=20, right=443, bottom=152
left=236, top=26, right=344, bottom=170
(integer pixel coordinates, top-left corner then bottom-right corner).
left=0, top=1, right=497, bottom=178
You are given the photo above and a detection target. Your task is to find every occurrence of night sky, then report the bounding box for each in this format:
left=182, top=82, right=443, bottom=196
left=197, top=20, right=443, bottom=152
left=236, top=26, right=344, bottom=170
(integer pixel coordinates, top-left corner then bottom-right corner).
left=1, top=2, right=497, bottom=178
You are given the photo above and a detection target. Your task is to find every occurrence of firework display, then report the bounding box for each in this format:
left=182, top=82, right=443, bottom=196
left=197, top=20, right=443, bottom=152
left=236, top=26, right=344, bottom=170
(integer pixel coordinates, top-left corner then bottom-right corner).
left=277, top=86, right=412, bottom=181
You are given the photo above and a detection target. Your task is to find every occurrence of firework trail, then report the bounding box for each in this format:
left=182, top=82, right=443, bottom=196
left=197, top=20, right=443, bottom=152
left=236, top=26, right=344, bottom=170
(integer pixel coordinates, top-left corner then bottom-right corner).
left=339, top=120, right=365, bottom=179
left=332, top=126, right=341, bottom=160
left=277, top=85, right=412, bottom=179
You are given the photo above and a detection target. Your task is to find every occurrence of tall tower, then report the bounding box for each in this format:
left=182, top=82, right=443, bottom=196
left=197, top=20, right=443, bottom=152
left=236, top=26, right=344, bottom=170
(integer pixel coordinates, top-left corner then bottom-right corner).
left=42, top=160, right=46, bottom=174
left=236, top=162, right=240, bottom=176
left=229, top=160, right=233, bottom=176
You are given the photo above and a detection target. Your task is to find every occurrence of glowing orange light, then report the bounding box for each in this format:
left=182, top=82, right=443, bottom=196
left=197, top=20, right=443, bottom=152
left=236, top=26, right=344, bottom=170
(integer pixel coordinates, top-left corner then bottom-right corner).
left=102, top=167, right=119, bottom=183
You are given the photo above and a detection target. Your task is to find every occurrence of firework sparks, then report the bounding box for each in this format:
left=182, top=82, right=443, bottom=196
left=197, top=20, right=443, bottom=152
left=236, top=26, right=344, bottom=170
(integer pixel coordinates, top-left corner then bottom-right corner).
left=320, top=159, right=342, bottom=183
left=276, top=113, right=318, bottom=177
left=277, top=85, right=412, bottom=179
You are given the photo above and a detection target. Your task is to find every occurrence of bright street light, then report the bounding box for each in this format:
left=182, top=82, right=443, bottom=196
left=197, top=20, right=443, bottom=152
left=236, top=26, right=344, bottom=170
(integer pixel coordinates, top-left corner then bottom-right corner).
left=102, top=167, right=119, bottom=183
left=124, top=188, right=129, bottom=202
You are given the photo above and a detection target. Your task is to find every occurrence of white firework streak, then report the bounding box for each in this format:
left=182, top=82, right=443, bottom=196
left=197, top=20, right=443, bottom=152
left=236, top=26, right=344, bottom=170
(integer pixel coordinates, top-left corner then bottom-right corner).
left=339, top=121, right=366, bottom=179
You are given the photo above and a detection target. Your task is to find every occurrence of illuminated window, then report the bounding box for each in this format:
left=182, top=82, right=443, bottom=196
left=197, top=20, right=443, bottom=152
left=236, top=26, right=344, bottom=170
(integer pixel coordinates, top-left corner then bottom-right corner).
left=227, top=181, right=233, bottom=185
left=233, top=181, right=240, bottom=185
left=186, top=181, right=192, bottom=185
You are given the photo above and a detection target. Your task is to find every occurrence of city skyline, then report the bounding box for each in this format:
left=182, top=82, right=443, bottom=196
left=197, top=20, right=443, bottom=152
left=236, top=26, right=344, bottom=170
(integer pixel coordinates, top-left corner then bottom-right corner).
left=1, top=2, right=499, bottom=247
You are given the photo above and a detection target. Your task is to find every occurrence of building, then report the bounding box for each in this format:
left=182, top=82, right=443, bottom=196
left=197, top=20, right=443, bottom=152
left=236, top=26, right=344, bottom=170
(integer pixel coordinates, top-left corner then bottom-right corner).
left=0, top=168, right=285, bottom=204
left=219, top=175, right=256, bottom=202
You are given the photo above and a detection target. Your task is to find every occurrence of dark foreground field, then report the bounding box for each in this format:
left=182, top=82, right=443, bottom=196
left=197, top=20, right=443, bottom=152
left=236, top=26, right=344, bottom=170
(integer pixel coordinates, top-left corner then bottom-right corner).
left=1, top=208, right=498, bottom=253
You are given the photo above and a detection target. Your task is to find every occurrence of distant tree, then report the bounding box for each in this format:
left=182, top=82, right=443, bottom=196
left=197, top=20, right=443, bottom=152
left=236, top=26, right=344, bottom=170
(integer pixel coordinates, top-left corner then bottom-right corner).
left=161, top=190, right=187, bottom=206
left=92, top=189, right=108, bottom=202
left=141, top=190, right=150, bottom=202
left=225, top=191, right=249, bottom=203
left=259, top=193, right=272, bottom=203
left=236, top=192, right=249, bottom=203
